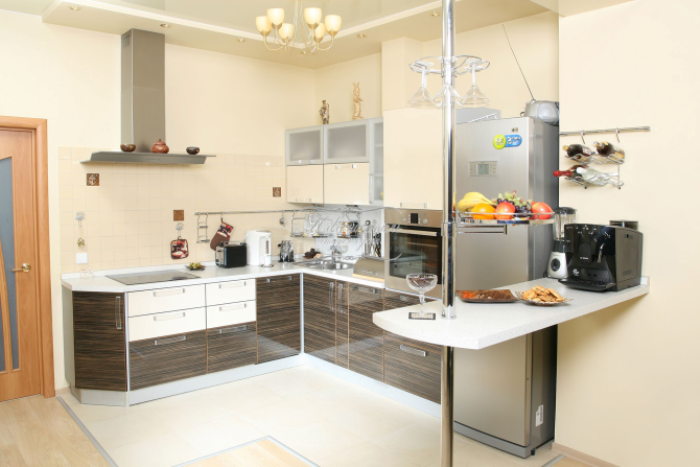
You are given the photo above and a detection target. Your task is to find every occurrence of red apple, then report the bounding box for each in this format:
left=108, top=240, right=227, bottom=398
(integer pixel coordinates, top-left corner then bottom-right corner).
left=531, top=202, right=553, bottom=220
left=494, top=202, right=515, bottom=220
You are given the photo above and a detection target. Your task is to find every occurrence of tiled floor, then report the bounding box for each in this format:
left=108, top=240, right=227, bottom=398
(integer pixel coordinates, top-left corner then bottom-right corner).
left=62, top=366, right=562, bottom=467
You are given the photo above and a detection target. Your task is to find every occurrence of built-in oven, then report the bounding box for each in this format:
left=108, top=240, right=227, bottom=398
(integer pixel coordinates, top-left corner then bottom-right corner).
left=385, top=209, right=443, bottom=299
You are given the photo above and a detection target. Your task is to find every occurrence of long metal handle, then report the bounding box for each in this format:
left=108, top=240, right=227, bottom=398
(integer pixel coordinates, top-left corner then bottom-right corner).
left=400, top=345, right=427, bottom=357
left=153, top=312, right=186, bottom=321
left=387, top=228, right=439, bottom=237
left=218, top=325, right=248, bottom=334
left=155, top=335, right=186, bottom=346
left=352, top=285, right=378, bottom=294
left=337, top=283, right=344, bottom=314
left=153, top=288, right=186, bottom=297
left=11, top=263, right=30, bottom=273
left=329, top=282, right=335, bottom=313
left=219, top=303, right=247, bottom=312
left=265, top=276, right=294, bottom=283
left=115, top=296, right=122, bottom=330
left=399, top=294, right=415, bottom=303
left=368, top=174, right=372, bottom=204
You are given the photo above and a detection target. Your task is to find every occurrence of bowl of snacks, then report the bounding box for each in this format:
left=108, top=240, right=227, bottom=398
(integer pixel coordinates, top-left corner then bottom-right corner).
left=515, top=286, right=572, bottom=306
left=185, top=262, right=205, bottom=271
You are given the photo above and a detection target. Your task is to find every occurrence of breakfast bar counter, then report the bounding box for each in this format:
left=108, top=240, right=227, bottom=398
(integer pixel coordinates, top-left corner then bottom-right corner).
left=373, top=277, right=651, bottom=350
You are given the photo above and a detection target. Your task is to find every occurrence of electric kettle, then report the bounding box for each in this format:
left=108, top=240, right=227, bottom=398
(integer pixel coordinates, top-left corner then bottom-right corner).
left=243, top=230, right=272, bottom=266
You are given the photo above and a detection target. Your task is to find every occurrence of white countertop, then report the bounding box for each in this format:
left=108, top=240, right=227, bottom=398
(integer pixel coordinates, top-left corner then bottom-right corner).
left=61, top=262, right=386, bottom=293
left=373, top=277, right=650, bottom=350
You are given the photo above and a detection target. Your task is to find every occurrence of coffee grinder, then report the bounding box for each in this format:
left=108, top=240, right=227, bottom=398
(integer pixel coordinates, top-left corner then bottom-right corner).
left=547, top=207, right=576, bottom=279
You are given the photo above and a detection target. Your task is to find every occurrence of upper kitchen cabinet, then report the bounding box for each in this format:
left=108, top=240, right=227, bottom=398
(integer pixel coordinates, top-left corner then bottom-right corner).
left=287, top=165, right=324, bottom=204
left=384, top=109, right=442, bottom=210
left=286, top=126, right=324, bottom=165
left=324, top=120, right=370, bottom=163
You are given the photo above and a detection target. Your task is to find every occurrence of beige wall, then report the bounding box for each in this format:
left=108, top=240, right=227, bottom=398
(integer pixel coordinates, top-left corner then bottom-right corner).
left=556, top=1, right=698, bottom=465
left=314, top=53, right=382, bottom=124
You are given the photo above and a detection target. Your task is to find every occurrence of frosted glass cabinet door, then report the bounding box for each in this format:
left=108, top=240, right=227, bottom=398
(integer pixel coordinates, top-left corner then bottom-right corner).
left=286, top=126, right=323, bottom=165
left=323, top=120, right=370, bottom=164
left=287, top=165, right=324, bottom=204
left=369, top=118, right=384, bottom=206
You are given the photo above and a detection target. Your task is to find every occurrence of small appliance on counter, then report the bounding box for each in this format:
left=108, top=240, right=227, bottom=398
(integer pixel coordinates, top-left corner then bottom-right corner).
left=352, top=257, right=386, bottom=283
left=547, top=207, right=576, bottom=279
left=215, top=242, right=247, bottom=268
left=560, top=223, right=643, bottom=292
left=244, top=230, right=273, bottom=266
left=279, top=240, right=294, bottom=262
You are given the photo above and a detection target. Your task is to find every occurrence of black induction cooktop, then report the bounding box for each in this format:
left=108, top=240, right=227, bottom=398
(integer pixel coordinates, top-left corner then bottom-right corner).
left=106, top=270, right=199, bottom=286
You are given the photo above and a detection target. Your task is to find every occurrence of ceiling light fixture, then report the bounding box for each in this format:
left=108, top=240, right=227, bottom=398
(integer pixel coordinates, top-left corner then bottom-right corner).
left=430, top=11, right=441, bottom=17
left=160, top=23, right=171, bottom=28
left=255, top=0, right=342, bottom=54
left=357, top=34, right=367, bottom=39
left=69, top=5, right=81, bottom=11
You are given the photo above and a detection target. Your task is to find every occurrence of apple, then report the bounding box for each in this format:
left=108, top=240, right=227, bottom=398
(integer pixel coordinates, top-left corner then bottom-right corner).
left=494, top=202, right=515, bottom=220
left=531, top=201, right=553, bottom=220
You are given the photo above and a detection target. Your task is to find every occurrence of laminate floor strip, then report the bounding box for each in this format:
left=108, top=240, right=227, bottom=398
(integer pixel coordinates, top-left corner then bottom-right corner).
left=178, top=437, right=317, bottom=467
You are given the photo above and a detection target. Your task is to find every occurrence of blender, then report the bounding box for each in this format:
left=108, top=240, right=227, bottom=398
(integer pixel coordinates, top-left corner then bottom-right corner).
left=547, top=207, right=576, bottom=279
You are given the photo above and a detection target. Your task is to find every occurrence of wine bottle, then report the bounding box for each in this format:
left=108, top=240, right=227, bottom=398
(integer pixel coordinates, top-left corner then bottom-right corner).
left=593, top=141, right=625, bottom=161
left=562, top=144, right=594, bottom=163
left=553, top=166, right=584, bottom=180
left=575, top=167, right=623, bottom=187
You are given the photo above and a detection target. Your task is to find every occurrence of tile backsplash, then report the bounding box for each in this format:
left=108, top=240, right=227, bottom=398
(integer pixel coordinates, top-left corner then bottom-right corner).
left=58, top=147, right=309, bottom=273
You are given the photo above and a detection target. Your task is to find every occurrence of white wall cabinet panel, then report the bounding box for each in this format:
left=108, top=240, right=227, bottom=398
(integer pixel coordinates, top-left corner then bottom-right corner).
left=384, top=109, right=443, bottom=210
left=324, top=163, right=370, bottom=205
left=287, top=165, right=324, bottom=204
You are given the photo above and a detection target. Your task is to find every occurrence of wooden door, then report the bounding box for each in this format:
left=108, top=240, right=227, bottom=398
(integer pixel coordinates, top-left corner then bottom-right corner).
left=256, top=275, right=301, bottom=363
left=303, top=275, right=336, bottom=364
left=348, top=284, right=384, bottom=381
left=0, top=130, right=43, bottom=402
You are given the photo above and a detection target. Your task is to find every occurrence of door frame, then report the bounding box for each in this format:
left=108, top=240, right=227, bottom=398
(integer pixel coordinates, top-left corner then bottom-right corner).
left=0, top=116, right=54, bottom=398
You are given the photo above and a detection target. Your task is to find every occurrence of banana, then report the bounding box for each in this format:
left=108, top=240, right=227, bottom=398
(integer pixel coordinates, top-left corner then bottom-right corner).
left=457, top=192, right=494, bottom=212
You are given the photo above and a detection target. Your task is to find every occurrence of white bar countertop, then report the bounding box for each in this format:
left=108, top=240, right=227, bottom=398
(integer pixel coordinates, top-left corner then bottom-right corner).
left=373, top=277, right=650, bottom=350
left=61, top=261, right=385, bottom=293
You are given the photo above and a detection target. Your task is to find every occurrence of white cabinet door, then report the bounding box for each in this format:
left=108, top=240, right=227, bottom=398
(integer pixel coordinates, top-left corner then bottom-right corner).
left=287, top=165, right=324, bottom=204
left=384, top=109, right=443, bottom=210
left=323, top=163, right=370, bottom=205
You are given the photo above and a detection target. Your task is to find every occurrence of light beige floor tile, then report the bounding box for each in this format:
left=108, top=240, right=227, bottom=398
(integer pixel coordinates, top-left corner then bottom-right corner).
left=172, top=414, right=266, bottom=456
left=272, top=419, right=366, bottom=465
left=290, top=384, right=382, bottom=419
left=502, top=443, right=559, bottom=466
left=147, top=393, right=235, bottom=430
left=207, top=382, right=286, bottom=414
left=108, top=432, right=199, bottom=467
left=84, top=411, right=173, bottom=449
left=327, top=404, right=417, bottom=440
left=61, top=398, right=131, bottom=424
left=238, top=398, right=325, bottom=434
left=318, top=440, right=423, bottom=467
left=252, top=367, right=341, bottom=399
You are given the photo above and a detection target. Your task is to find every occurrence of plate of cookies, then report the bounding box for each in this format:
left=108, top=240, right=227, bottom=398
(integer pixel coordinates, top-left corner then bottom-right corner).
left=514, top=285, right=572, bottom=306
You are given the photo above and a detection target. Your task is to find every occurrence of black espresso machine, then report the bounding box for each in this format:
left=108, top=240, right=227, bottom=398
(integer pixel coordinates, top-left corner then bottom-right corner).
left=559, top=224, right=643, bottom=292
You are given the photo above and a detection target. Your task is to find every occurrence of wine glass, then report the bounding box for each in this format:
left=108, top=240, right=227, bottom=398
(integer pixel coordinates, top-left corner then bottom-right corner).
left=406, top=273, right=438, bottom=319
left=408, top=61, right=435, bottom=109
left=461, top=59, right=490, bottom=108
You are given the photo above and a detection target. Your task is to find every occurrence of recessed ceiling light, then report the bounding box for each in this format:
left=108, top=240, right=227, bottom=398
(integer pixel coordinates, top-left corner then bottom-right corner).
left=160, top=23, right=171, bottom=28
left=357, top=34, right=367, bottom=39
left=69, top=5, right=81, bottom=11
left=237, top=37, right=246, bottom=43
left=430, top=11, right=441, bottom=17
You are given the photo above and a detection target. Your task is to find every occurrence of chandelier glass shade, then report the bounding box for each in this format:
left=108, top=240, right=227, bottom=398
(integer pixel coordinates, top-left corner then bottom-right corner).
left=256, top=0, right=342, bottom=54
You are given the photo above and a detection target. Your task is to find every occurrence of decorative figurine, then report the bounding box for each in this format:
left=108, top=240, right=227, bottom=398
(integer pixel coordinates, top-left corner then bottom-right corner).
left=319, top=100, right=330, bottom=124
left=352, top=82, right=363, bottom=120
left=151, top=139, right=170, bottom=154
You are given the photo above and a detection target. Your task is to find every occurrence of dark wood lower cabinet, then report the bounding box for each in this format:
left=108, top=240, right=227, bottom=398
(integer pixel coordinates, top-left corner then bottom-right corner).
left=207, top=322, right=257, bottom=374
left=73, top=292, right=127, bottom=391
left=256, top=275, right=301, bottom=363
left=384, top=332, right=442, bottom=403
left=335, top=281, right=349, bottom=369
left=303, top=276, right=337, bottom=364
left=129, top=331, right=207, bottom=390
left=348, top=284, right=384, bottom=381
left=384, top=291, right=421, bottom=310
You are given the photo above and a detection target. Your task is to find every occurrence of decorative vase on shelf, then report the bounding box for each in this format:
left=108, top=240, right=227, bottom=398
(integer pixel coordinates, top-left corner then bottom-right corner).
left=151, top=139, right=169, bottom=154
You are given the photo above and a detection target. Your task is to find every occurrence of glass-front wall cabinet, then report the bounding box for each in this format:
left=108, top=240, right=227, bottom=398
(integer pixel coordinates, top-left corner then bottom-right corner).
left=286, top=126, right=323, bottom=165
left=323, top=120, right=370, bottom=164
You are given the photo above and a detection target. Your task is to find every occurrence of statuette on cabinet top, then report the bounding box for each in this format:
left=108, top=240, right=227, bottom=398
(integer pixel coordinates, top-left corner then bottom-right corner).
left=352, top=82, right=363, bottom=120
left=320, top=100, right=330, bottom=124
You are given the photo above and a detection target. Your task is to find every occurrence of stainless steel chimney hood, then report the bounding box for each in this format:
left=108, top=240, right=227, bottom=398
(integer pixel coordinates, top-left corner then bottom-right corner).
left=82, top=29, right=214, bottom=165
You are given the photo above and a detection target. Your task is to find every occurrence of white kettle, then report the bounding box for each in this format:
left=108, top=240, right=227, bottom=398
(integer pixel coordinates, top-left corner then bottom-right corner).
left=243, top=230, right=272, bottom=266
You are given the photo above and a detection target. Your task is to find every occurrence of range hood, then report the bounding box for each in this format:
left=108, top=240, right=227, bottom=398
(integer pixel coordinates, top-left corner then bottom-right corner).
left=82, top=29, right=214, bottom=165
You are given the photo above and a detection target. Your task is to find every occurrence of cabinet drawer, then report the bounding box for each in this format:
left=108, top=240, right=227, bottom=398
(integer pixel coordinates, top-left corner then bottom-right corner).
left=129, top=330, right=207, bottom=390
left=207, top=322, right=257, bottom=373
left=128, top=307, right=206, bottom=342
left=128, top=285, right=205, bottom=317
left=384, top=332, right=442, bottom=403
left=206, top=300, right=256, bottom=329
left=206, top=280, right=255, bottom=306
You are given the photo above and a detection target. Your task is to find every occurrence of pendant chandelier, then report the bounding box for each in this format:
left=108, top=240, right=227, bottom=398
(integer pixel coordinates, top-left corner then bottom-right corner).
left=255, top=1, right=342, bottom=54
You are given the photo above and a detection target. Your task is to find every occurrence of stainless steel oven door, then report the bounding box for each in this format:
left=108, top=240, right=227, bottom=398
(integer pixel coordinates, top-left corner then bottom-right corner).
left=385, top=226, right=443, bottom=299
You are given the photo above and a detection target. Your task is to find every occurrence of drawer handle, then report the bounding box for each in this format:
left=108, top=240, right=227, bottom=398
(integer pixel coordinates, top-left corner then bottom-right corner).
left=265, top=276, right=293, bottom=283
left=218, top=303, right=247, bottom=312
left=218, top=325, right=248, bottom=334
left=219, top=281, right=246, bottom=289
left=337, top=283, right=344, bottom=314
left=153, top=288, right=186, bottom=297
left=352, top=285, right=378, bottom=294
left=399, top=295, right=415, bottom=303
left=115, top=296, right=122, bottom=330
left=155, top=335, right=186, bottom=346
left=153, top=312, right=186, bottom=321
left=400, top=345, right=427, bottom=357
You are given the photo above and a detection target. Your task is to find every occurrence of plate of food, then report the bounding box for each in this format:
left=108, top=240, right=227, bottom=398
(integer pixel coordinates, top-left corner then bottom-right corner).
left=185, top=262, right=206, bottom=271
left=514, top=286, right=572, bottom=306
left=457, top=289, right=519, bottom=303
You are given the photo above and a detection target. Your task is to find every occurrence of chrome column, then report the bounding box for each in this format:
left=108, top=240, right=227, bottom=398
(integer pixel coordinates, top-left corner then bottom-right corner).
left=441, top=0, right=457, bottom=321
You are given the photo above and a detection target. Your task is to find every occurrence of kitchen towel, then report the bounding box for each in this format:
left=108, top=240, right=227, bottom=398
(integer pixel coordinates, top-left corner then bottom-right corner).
left=210, top=221, right=234, bottom=250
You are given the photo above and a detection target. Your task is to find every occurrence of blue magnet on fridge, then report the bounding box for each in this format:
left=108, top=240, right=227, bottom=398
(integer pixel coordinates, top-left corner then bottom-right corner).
left=505, top=135, right=522, bottom=147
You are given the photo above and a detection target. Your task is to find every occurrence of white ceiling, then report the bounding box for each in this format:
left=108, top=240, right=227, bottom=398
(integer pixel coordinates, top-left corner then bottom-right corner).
left=0, top=0, right=634, bottom=69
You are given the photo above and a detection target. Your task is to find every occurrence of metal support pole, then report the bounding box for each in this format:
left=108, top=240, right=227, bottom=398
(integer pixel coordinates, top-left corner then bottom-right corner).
left=441, top=346, right=455, bottom=467
left=441, top=0, right=457, bottom=321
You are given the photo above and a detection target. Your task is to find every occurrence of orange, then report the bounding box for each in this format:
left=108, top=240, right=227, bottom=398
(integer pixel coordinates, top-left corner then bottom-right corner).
left=472, top=203, right=496, bottom=220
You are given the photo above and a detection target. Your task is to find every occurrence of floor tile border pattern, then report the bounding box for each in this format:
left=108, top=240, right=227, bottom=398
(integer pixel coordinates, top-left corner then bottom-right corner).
left=57, top=396, right=118, bottom=467
left=175, top=436, right=318, bottom=467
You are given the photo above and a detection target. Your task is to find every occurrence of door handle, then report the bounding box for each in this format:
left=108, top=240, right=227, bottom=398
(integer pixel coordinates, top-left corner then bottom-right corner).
left=329, top=282, right=335, bottom=312
left=11, top=263, right=30, bottom=273
left=337, top=283, right=344, bottom=314
left=115, top=296, right=122, bottom=330
left=399, top=345, right=427, bottom=357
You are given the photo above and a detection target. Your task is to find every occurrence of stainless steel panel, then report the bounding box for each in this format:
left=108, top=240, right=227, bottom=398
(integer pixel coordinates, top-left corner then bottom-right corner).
left=454, top=335, right=531, bottom=447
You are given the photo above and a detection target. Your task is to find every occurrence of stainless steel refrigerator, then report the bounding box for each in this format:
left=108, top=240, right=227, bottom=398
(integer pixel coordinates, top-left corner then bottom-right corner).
left=453, top=116, right=559, bottom=458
